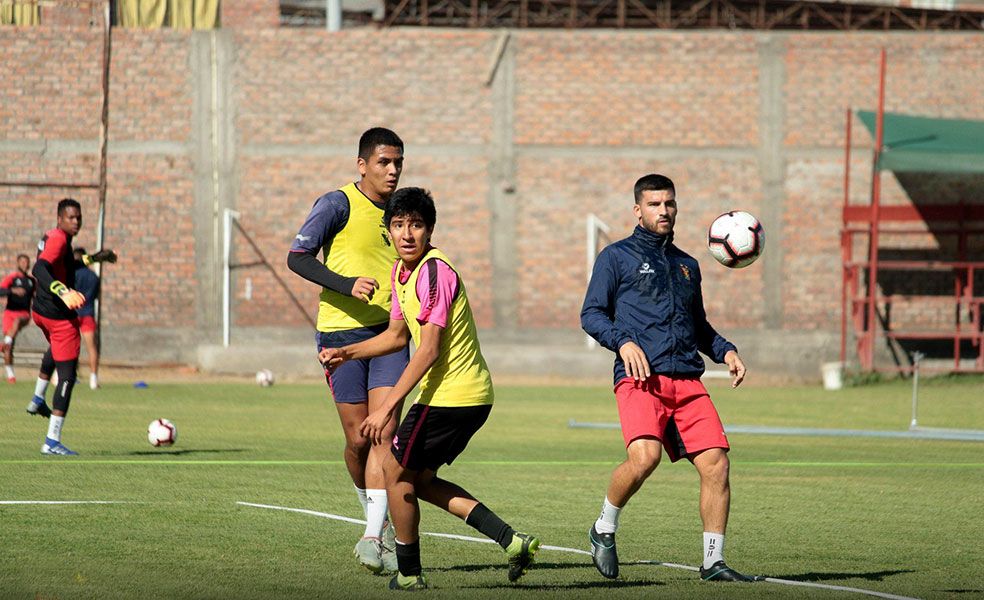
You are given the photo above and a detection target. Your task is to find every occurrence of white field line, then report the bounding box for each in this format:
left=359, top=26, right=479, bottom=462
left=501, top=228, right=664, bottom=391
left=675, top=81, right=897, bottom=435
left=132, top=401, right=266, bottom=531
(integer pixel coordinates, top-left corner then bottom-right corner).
left=237, top=502, right=919, bottom=600
left=0, top=500, right=123, bottom=505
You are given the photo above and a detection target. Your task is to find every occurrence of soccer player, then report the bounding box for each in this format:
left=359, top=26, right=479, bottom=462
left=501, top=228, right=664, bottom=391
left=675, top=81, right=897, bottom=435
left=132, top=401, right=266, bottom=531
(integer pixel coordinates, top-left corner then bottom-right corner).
left=581, top=174, right=759, bottom=583
left=28, top=198, right=116, bottom=456
left=287, top=127, right=409, bottom=574
left=319, top=187, right=541, bottom=591
left=1, top=254, right=36, bottom=383
left=73, top=248, right=102, bottom=390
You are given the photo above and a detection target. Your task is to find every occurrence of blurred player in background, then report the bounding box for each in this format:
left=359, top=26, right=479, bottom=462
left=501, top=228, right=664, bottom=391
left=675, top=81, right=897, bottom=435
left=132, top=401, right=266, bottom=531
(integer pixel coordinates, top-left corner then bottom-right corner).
left=321, top=187, right=540, bottom=591
left=287, top=127, right=409, bottom=574
left=1, top=254, right=36, bottom=383
left=581, top=174, right=758, bottom=583
left=73, top=248, right=102, bottom=390
left=28, top=198, right=116, bottom=456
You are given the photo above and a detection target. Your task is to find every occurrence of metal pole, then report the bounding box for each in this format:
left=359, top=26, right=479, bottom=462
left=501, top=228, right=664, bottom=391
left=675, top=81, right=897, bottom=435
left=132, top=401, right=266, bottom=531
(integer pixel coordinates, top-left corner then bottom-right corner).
left=222, top=209, right=240, bottom=347
left=866, top=48, right=887, bottom=371
left=326, top=0, right=342, bottom=30
left=841, top=107, right=852, bottom=365
left=94, top=0, right=112, bottom=354
left=910, top=351, right=923, bottom=429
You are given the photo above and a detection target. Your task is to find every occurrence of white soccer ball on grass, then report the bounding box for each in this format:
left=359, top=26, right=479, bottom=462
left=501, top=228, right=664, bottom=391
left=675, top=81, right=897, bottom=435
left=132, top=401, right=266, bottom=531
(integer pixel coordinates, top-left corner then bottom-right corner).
left=147, top=418, right=177, bottom=447
left=255, top=369, right=275, bottom=387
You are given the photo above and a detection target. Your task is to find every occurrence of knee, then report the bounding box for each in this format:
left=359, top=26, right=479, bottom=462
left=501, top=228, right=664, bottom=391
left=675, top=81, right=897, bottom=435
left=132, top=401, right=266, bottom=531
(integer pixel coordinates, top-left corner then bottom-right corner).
left=698, top=452, right=730, bottom=486
left=345, top=436, right=371, bottom=457
left=628, top=446, right=661, bottom=479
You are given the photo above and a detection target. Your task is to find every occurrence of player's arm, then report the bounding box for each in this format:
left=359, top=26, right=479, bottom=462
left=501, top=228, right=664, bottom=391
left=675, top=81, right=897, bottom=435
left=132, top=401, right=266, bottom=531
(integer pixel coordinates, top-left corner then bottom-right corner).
left=287, top=192, right=378, bottom=302
left=32, top=257, right=85, bottom=310
left=581, top=249, right=649, bottom=377
left=691, top=268, right=743, bottom=387
left=319, top=317, right=410, bottom=371
left=0, top=273, right=11, bottom=297
left=361, top=322, right=442, bottom=445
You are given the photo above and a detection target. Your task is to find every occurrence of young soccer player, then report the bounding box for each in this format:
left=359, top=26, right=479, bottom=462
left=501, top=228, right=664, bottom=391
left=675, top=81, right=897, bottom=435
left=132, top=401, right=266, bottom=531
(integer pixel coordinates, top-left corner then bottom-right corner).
left=581, top=174, right=759, bottom=582
left=28, top=198, right=116, bottom=455
left=319, top=187, right=540, bottom=590
left=1, top=254, right=36, bottom=383
left=287, top=128, right=409, bottom=573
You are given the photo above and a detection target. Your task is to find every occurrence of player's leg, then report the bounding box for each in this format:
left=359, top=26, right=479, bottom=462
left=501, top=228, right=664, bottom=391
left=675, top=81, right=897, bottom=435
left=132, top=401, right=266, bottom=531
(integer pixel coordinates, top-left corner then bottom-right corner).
left=41, top=319, right=81, bottom=456
left=382, top=454, right=427, bottom=590
left=671, top=378, right=756, bottom=582
left=589, top=377, right=669, bottom=579
left=3, top=313, right=28, bottom=382
left=27, top=315, right=56, bottom=418
left=80, top=318, right=99, bottom=388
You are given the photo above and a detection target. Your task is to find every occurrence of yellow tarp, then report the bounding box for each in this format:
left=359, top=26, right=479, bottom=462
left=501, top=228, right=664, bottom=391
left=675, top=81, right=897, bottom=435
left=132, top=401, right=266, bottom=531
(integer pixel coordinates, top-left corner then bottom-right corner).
left=117, top=0, right=218, bottom=29
left=1, top=1, right=40, bottom=25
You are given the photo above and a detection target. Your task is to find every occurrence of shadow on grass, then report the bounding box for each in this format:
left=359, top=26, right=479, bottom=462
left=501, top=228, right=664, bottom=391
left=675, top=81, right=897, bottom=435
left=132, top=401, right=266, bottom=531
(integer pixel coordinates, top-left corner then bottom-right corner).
left=429, top=561, right=589, bottom=574
left=125, top=448, right=249, bottom=457
left=461, top=580, right=662, bottom=590
left=938, top=590, right=983, bottom=595
left=774, top=569, right=913, bottom=582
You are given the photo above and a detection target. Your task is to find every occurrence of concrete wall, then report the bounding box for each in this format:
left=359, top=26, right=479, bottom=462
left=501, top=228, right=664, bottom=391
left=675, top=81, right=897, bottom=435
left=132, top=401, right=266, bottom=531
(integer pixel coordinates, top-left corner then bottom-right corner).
left=2, top=19, right=983, bottom=376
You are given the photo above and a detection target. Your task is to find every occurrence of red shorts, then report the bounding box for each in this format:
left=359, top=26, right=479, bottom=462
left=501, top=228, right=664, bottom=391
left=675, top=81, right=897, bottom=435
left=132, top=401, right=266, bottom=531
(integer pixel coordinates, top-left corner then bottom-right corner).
left=615, top=375, right=729, bottom=463
left=3, top=309, right=31, bottom=335
left=32, top=313, right=81, bottom=362
left=79, top=315, right=97, bottom=334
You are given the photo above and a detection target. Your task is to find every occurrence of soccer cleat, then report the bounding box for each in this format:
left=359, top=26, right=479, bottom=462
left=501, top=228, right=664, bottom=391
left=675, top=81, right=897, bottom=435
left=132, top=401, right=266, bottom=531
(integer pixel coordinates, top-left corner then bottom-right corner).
left=26, top=396, right=52, bottom=418
left=41, top=438, right=78, bottom=456
left=505, top=532, right=540, bottom=582
left=6, top=376, right=15, bottom=384
left=699, top=560, right=760, bottom=582
left=354, top=536, right=384, bottom=574
left=589, top=525, right=619, bottom=579
left=380, top=521, right=399, bottom=574
left=388, top=573, right=428, bottom=591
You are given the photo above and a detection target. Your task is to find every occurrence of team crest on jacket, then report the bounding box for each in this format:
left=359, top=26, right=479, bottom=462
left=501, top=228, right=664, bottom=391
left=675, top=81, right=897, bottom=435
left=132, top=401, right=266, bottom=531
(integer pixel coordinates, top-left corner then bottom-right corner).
left=680, top=265, right=691, bottom=280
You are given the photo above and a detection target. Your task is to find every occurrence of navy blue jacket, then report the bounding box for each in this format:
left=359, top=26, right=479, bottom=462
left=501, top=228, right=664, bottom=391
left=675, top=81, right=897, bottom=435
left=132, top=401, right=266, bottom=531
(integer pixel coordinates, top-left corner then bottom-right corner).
left=581, top=225, right=736, bottom=384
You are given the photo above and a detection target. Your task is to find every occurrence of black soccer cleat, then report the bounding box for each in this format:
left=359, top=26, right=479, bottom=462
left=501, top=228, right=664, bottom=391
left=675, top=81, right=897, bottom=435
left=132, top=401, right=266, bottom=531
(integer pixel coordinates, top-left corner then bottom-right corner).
left=588, top=525, right=619, bottom=579
left=699, top=560, right=761, bottom=582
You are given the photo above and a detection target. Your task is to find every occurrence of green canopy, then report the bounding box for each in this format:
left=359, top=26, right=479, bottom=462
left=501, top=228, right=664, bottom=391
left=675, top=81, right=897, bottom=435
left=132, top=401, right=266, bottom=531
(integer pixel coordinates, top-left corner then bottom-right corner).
left=857, top=111, right=984, bottom=174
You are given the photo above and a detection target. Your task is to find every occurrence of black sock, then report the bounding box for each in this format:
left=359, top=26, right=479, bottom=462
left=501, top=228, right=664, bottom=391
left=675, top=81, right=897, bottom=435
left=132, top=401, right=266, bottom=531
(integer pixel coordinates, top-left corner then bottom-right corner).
left=395, top=540, right=422, bottom=576
left=465, top=503, right=515, bottom=550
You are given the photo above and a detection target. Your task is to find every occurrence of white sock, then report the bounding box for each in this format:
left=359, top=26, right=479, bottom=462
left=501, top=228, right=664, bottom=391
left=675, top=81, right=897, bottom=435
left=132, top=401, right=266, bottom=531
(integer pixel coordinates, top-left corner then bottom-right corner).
left=89, top=373, right=99, bottom=389
left=5, top=365, right=14, bottom=379
left=364, top=488, right=388, bottom=538
left=703, top=532, right=725, bottom=569
left=34, top=377, right=49, bottom=398
left=594, top=497, right=621, bottom=534
left=47, top=415, right=65, bottom=442
left=354, top=486, right=368, bottom=517
left=3, top=335, right=12, bottom=345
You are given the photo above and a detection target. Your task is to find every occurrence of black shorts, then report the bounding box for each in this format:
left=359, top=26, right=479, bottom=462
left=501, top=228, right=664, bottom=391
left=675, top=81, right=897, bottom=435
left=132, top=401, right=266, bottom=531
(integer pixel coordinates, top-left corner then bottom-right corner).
left=391, top=403, right=492, bottom=472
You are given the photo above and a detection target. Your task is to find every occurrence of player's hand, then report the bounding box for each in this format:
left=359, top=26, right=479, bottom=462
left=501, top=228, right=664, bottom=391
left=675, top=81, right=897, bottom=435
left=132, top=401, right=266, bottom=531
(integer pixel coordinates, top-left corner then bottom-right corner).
left=91, top=249, right=118, bottom=264
left=724, top=350, right=746, bottom=388
left=350, top=277, right=379, bottom=303
left=318, top=347, right=346, bottom=373
left=619, top=341, right=651, bottom=381
left=360, top=408, right=393, bottom=446
left=59, top=289, right=86, bottom=310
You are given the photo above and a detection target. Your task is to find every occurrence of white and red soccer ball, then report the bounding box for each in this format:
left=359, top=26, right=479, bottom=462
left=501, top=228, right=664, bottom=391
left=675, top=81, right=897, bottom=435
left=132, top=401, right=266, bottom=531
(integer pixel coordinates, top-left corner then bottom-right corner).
left=147, top=418, right=177, bottom=447
left=255, top=369, right=275, bottom=387
left=707, top=211, right=765, bottom=269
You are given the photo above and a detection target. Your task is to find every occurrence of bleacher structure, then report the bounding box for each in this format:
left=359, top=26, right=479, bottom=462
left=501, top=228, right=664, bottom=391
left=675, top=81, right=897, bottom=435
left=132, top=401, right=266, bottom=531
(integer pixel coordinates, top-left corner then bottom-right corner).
left=841, top=51, right=984, bottom=373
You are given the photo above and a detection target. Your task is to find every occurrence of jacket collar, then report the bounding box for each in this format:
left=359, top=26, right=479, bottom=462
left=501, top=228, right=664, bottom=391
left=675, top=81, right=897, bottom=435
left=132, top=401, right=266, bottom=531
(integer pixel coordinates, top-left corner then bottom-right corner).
left=632, top=225, right=673, bottom=249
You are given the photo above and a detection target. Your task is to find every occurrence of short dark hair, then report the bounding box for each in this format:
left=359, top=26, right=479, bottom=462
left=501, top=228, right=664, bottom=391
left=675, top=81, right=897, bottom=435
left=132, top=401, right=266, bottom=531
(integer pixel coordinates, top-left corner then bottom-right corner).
left=384, top=187, right=436, bottom=229
left=633, top=174, right=675, bottom=203
left=17, top=254, right=29, bottom=261
left=358, top=127, right=404, bottom=160
left=74, top=247, right=87, bottom=258
left=57, top=197, right=81, bottom=215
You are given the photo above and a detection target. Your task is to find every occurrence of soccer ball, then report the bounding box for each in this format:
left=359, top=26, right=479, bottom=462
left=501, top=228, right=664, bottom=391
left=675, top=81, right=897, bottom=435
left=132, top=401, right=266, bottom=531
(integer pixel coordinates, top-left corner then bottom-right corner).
left=255, top=369, right=275, bottom=387
left=707, top=211, right=765, bottom=268
left=147, top=418, right=177, bottom=447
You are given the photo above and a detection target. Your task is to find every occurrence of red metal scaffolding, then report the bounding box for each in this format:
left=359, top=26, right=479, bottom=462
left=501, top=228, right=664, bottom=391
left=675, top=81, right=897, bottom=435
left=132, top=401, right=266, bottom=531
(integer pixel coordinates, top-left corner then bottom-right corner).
left=840, top=49, right=984, bottom=373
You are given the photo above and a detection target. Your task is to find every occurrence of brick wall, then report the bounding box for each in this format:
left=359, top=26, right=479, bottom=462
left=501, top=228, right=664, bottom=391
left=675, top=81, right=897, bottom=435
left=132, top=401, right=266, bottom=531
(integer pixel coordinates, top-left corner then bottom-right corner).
left=221, top=0, right=279, bottom=29
left=3, top=25, right=984, bottom=366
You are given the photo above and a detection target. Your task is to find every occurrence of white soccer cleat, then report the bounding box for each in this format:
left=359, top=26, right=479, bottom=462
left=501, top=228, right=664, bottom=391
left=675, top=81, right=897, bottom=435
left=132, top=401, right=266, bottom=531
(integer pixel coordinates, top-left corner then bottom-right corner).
left=354, top=536, right=384, bottom=574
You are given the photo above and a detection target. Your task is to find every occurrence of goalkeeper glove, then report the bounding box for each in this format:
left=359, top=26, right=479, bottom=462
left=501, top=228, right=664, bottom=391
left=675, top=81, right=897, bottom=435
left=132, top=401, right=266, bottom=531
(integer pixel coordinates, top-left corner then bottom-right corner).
left=50, top=281, right=86, bottom=310
left=83, top=249, right=117, bottom=265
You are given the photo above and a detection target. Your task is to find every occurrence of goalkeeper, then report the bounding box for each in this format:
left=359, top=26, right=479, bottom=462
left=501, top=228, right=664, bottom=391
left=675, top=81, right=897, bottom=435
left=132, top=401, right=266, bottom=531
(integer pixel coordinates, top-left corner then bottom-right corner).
left=27, top=198, right=116, bottom=456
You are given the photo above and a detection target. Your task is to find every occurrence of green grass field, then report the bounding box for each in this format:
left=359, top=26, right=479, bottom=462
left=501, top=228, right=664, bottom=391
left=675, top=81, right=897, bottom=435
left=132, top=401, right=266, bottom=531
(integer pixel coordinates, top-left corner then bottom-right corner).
left=1, top=376, right=982, bottom=599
